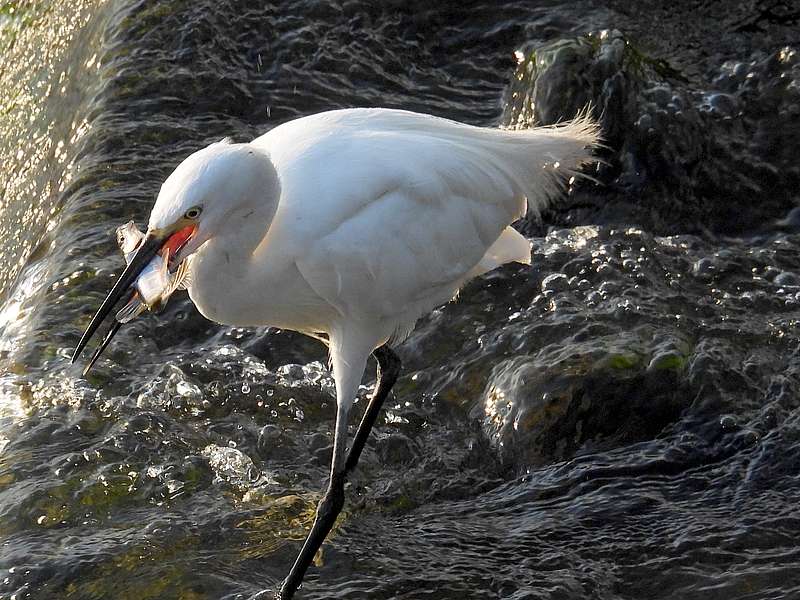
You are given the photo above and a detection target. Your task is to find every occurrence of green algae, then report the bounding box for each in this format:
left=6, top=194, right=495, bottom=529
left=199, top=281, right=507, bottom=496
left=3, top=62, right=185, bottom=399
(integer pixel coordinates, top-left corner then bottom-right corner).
left=236, top=492, right=345, bottom=561
left=65, top=535, right=206, bottom=600
left=605, top=353, right=642, bottom=370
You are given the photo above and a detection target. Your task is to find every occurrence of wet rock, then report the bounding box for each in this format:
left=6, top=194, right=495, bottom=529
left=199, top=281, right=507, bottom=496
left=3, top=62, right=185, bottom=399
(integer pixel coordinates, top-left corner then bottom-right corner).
left=691, top=257, right=717, bottom=280
left=504, top=31, right=800, bottom=234
left=541, top=273, right=569, bottom=293
left=375, top=433, right=415, bottom=465
left=774, top=271, right=800, bottom=287
left=775, top=206, right=800, bottom=231
left=478, top=326, right=690, bottom=467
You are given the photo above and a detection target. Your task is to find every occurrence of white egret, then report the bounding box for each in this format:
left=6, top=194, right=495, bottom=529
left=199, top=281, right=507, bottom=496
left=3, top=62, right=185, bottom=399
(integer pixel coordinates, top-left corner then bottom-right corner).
left=73, top=107, right=600, bottom=599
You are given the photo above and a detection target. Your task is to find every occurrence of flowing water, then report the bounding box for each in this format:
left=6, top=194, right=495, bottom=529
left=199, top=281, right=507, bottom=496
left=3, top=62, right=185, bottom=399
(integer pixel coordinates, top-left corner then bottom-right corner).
left=1, top=2, right=799, bottom=599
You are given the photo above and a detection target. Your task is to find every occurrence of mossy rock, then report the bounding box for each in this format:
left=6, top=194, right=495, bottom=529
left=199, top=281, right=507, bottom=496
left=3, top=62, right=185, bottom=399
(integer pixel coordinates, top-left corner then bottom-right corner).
left=479, top=328, right=693, bottom=468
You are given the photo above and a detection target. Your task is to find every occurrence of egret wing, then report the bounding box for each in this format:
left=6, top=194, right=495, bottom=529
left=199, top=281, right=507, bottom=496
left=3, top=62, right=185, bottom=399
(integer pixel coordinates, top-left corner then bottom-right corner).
left=253, top=108, right=597, bottom=332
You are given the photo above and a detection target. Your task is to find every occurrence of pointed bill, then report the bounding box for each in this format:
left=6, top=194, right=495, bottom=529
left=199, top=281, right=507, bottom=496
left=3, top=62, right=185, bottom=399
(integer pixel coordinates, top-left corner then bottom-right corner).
left=72, top=232, right=165, bottom=363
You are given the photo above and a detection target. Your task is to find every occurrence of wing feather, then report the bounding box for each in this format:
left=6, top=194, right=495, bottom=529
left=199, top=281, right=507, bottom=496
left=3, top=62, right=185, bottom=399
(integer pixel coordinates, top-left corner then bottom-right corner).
left=255, top=108, right=598, bottom=327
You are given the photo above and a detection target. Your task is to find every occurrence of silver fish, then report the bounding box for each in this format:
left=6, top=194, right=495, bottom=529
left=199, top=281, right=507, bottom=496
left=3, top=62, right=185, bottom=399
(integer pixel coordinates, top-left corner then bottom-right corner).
left=114, top=221, right=190, bottom=323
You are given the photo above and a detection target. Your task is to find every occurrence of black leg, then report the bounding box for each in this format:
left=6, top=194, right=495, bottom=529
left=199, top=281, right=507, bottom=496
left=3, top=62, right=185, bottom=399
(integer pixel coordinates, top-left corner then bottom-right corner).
left=274, top=471, right=346, bottom=599
left=346, top=345, right=401, bottom=474
left=270, top=344, right=401, bottom=600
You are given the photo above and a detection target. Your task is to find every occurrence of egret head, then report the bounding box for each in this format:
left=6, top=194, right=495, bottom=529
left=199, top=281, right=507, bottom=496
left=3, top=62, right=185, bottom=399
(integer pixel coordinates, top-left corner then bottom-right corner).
left=148, top=139, right=280, bottom=265
left=73, top=139, right=279, bottom=365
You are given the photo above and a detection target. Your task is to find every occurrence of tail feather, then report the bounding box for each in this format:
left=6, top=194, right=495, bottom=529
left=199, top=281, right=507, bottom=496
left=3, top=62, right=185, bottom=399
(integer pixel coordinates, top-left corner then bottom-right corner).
left=414, top=109, right=602, bottom=224
left=500, top=108, right=602, bottom=218
left=465, top=110, right=600, bottom=278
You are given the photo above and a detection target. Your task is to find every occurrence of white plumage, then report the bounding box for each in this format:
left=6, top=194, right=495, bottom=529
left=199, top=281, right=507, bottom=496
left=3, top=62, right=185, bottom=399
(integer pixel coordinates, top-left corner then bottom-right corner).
left=148, top=109, right=599, bottom=438
left=153, top=107, right=597, bottom=350
left=104, top=107, right=599, bottom=598
left=149, top=107, right=599, bottom=450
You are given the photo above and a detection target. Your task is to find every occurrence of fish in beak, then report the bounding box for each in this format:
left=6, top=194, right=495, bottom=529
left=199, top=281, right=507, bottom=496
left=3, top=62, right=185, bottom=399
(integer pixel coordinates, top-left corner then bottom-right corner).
left=113, top=222, right=191, bottom=323
left=72, top=222, right=196, bottom=374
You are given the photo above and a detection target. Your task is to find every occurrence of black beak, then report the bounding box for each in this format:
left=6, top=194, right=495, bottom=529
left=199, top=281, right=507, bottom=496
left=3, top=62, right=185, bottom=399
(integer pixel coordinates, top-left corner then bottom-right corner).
left=72, top=231, right=166, bottom=368
left=82, top=316, right=124, bottom=376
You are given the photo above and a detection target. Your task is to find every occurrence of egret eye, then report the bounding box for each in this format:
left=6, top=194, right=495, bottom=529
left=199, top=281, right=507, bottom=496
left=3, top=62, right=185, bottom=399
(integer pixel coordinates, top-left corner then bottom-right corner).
left=184, top=206, right=202, bottom=220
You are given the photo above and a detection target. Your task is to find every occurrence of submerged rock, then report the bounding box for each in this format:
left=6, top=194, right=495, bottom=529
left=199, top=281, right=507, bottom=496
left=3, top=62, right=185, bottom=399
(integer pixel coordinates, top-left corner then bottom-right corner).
left=480, top=327, right=688, bottom=466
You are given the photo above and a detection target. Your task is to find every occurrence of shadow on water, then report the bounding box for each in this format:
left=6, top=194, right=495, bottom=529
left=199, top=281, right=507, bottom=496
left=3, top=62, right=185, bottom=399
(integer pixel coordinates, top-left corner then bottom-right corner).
left=1, top=1, right=799, bottom=598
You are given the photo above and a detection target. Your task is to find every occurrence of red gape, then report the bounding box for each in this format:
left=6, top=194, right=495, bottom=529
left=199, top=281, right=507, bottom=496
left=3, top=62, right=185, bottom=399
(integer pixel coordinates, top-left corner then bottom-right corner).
left=162, top=224, right=196, bottom=258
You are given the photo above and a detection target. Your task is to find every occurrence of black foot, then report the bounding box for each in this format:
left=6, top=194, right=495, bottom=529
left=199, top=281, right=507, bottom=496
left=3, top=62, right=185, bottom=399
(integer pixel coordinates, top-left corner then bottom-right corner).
left=278, top=472, right=346, bottom=599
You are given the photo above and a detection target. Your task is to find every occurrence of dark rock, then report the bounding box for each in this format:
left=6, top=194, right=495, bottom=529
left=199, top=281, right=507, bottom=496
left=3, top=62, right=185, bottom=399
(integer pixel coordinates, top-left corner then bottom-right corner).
left=503, top=31, right=800, bottom=235
left=375, top=433, right=416, bottom=465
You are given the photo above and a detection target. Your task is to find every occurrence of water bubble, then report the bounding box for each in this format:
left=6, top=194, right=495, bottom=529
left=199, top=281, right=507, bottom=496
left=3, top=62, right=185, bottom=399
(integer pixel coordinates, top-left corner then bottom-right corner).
left=598, top=281, right=619, bottom=295
left=622, top=258, right=638, bottom=271
left=774, top=271, right=800, bottom=287
left=585, top=291, right=602, bottom=306
left=541, top=273, right=569, bottom=292
left=647, top=85, right=672, bottom=107
left=635, top=113, right=653, bottom=130
left=596, top=263, right=615, bottom=276
left=201, top=444, right=261, bottom=490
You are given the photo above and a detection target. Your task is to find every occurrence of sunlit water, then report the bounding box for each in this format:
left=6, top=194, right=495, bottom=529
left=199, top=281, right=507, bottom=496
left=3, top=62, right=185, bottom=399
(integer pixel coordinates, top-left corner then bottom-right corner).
left=1, top=2, right=799, bottom=599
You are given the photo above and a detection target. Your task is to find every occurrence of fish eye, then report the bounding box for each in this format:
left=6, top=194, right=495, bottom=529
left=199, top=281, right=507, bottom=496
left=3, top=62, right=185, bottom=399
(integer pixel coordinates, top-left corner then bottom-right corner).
left=184, top=206, right=202, bottom=220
